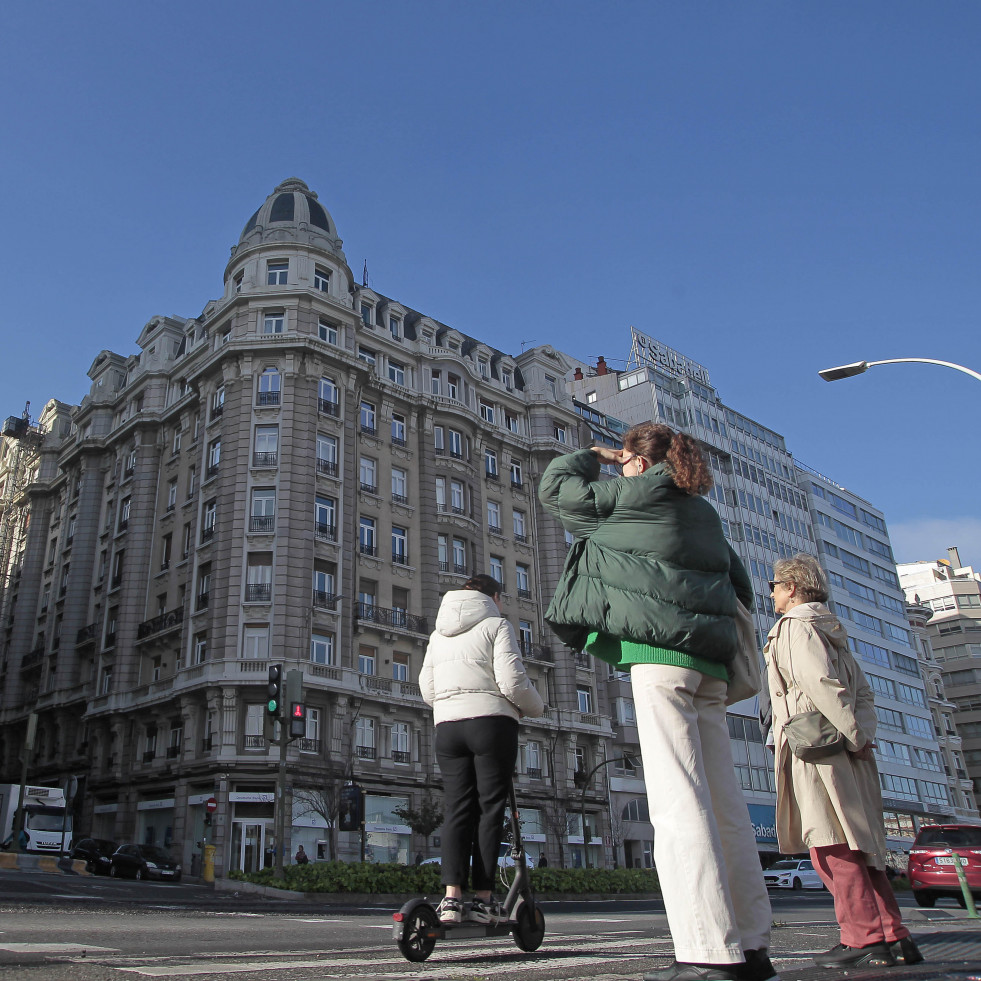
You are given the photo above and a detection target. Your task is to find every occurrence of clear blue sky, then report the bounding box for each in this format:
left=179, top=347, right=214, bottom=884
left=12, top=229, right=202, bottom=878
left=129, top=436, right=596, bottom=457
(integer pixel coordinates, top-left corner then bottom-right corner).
left=3, top=2, right=979, bottom=566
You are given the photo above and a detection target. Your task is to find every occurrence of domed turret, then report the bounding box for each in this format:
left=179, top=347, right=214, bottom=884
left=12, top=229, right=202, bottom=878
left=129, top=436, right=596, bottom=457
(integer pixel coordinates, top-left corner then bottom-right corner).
left=230, top=178, right=346, bottom=262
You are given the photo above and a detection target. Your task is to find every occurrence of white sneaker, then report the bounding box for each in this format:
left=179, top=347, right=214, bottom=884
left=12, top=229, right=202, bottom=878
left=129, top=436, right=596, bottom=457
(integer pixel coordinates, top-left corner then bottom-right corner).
left=467, top=897, right=505, bottom=924
left=436, top=896, right=463, bottom=924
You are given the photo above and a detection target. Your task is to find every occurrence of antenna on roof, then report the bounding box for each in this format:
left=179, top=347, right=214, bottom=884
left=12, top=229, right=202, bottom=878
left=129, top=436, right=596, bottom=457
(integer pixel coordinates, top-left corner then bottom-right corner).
left=520, top=340, right=536, bottom=353
left=362, top=261, right=369, bottom=287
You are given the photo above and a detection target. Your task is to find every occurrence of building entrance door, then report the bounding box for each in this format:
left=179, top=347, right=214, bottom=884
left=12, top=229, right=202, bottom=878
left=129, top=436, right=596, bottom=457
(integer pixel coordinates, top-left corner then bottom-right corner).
left=229, top=821, right=266, bottom=873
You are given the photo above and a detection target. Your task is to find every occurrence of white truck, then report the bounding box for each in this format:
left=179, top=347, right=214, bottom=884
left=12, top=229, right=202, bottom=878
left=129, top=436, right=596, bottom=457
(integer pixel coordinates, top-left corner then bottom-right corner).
left=0, top=784, right=72, bottom=855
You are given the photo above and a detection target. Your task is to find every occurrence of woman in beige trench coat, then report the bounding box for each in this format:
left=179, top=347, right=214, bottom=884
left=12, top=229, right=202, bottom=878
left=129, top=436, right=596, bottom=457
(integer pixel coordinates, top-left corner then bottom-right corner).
left=764, top=553, right=920, bottom=970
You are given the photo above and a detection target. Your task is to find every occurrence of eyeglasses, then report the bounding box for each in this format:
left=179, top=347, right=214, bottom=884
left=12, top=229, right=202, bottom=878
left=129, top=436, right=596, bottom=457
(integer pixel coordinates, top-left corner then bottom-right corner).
left=768, top=580, right=790, bottom=591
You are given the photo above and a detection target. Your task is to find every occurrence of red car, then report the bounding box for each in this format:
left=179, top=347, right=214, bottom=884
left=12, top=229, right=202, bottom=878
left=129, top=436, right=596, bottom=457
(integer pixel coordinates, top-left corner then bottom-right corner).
left=907, top=824, right=981, bottom=908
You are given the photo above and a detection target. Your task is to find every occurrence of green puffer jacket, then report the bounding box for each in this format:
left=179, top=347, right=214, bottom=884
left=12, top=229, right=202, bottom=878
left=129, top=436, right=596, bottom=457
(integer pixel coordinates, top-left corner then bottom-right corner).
left=538, top=449, right=754, bottom=663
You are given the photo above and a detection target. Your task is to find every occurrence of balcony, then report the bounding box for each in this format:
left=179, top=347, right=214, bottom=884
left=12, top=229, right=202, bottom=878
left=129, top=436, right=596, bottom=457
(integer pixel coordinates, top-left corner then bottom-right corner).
left=355, top=602, right=429, bottom=634
left=391, top=435, right=406, bottom=448
left=252, top=451, right=278, bottom=468
left=21, top=648, right=45, bottom=671
left=521, top=643, right=553, bottom=662
left=313, top=590, right=338, bottom=609
left=525, top=767, right=542, bottom=780
left=244, top=735, right=266, bottom=750
left=76, top=622, right=98, bottom=646
left=124, top=466, right=135, bottom=479
left=104, top=632, right=116, bottom=649
left=137, top=606, right=185, bottom=640
left=355, top=745, right=376, bottom=760
left=391, top=750, right=411, bottom=764
left=118, top=519, right=129, bottom=532
left=245, top=583, right=272, bottom=603
left=511, top=479, right=524, bottom=490
left=392, top=552, right=409, bottom=566
left=514, top=533, right=528, bottom=544
left=296, top=738, right=322, bottom=754
left=318, top=398, right=340, bottom=417
left=359, top=543, right=378, bottom=557
left=257, top=391, right=280, bottom=406
left=201, top=735, right=213, bottom=752
left=200, top=525, right=215, bottom=542
left=211, top=403, right=224, bottom=419
left=142, top=751, right=156, bottom=764
left=315, top=523, right=337, bottom=543
left=516, top=588, right=532, bottom=599
left=360, top=482, right=378, bottom=495
left=110, top=575, right=123, bottom=590
left=316, top=459, right=338, bottom=478
left=196, top=592, right=210, bottom=611
left=206, top=464, right=219, bottom=480
left=485, top=470, right=499, bottom=481
left=249, top=515, right=275, bottom=533
left=166, top=745, right=181, bottom=760
left=360, top=424, right=377, bottom=437
left=392, top=493, right=408, bottom=505
left=488, top=523, right=503, bottom=535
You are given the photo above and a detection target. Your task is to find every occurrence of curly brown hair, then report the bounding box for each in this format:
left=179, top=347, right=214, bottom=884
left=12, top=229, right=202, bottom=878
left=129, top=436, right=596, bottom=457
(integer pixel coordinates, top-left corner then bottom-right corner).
left=624, top=422, right=713, bottom=496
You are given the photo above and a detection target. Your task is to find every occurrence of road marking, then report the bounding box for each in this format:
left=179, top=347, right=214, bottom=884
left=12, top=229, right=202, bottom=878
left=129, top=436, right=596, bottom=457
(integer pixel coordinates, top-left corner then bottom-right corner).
left=287, top=918, right=346, bottom=923
left=116, top=961, right=335, bottom=976
left=0, top=943, right=120, bottom=953
left=581, top=917, right=632, bottom=922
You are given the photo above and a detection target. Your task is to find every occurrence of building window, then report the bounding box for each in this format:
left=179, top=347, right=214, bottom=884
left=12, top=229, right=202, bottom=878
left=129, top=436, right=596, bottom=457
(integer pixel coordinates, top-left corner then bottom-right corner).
left=313, top=564, right=335, bottom=606
left=246, top=553, right=273, bottom=603
left=359, top=456, right=377, bottom=493
left=242, top=624, right=267, bottom=659
left=197, top=564, right=212, bottom=609
left=388, top=360, right=406, bottom=386
left=392, top=467, right=408, bottom=503
left=167, top=480, right=178, bottom=511
left=207, top=439, right=221, bottom=477
left=501, top=368, right=513, bottom=390
left=452, top=537, right=466, bottom=575
left=319, top=319, right=338, bottom=345
left=487, top=500, right=501, bottom=531
left=193, top=633, right=208, bottom=665
left=257, top=367, right=281, bottom=406
left=263, top=310, right=285, bottom=334
left=479, top=399, right=495, bottom=424
left=391, top=722, right=410, bottom=762
left=391, top=413, right=406, bottom=446
left=450, top=480, right=465, bottom=514
left=119, top=497, right=131, bottom=531
left=360, top=400, right=376, bottom=434
left=358, top=346, right=376, bottom=366
left=506, top=413, right=520, bottom=434
left=267, top=260, right=288, bottom=285
left=360, top=303, right=373, bottom=326
left=356, top=718, right=375, bottom=757
left=316, top=434, right=338, bottom=477
left=518, top=620, right=533, bottom=651
left=315, top=496, right=336, bottom=540
left=510, top=460, right=523, bottom=487
left=447, top=374, right=460, bottom=401
left=359, top=645, right=376, bottom=675
left=553, top=423, right=568, bottom=444
left=513, top=509, right=526, bottom=541
left=392, top=526, right=408, bottom=565
left=359, top=516, right=377, bottom=555
left=485, top=448, right=498, bottom=477
left=490, top=555, right=504, bottom=586
left=253, top=425, right=279, bottom=466
left=311, top=632, right=335, bottom=665
left=448, top=429, right=463, bottom=459
left=577, top=686, right=594, bottom=713
left=389, top=317, right=401, bottom=340
left=314, top=266, right=330, bottom=292
left=319, top=376, right=339, bottom=415
left=516, top=564, right=531, bottom=598
left=393, top=651, right=409, bottom=681
left=434, top=426, right=445, bottom=454
left=233, top=272, right=243, bottom=293
left=431, top=370, right=441, bottom=396
left=172, top=426, right=182, bottom=455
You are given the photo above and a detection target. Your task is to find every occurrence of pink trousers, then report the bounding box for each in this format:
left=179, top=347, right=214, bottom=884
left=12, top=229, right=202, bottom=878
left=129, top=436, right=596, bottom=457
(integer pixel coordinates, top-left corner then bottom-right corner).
left=810, top=843, right=909, bottom=947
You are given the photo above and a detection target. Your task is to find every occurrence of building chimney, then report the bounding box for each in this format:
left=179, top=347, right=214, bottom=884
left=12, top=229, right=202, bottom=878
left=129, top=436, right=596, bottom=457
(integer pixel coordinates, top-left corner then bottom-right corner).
left=573, top=367, right=583, bottom=380
left=596, top=356, right=608, bottom=376
left=947, top=546, right=962, bottom=569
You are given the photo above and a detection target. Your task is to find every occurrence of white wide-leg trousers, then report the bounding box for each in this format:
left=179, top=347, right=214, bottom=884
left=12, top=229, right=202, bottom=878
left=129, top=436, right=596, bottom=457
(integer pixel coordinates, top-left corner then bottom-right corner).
left=632, top=663, right=772, bottom=964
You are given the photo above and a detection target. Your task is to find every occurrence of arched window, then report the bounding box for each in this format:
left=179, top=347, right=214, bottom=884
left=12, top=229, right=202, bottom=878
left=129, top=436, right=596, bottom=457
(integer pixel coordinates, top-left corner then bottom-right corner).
left=621, top=798, right=651, bottom=823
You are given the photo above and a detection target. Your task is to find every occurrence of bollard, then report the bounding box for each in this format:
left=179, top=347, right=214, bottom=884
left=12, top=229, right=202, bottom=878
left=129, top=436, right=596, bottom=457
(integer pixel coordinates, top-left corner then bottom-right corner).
left=203, top=844, right=216, bottom=884
left=948, top=848, right=978, bottom=918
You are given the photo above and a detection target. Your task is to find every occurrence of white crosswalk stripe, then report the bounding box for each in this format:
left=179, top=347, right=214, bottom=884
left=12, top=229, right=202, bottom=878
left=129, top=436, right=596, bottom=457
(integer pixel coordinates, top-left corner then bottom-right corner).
left=0, top=943, right=120, bottom=953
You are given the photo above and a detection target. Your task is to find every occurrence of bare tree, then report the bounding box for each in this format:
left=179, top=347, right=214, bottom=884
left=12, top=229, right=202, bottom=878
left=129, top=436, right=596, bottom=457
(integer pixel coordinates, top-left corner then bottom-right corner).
left=608, top=800, right=627, bottom=869
left=393, top=794, right=444, bottom=859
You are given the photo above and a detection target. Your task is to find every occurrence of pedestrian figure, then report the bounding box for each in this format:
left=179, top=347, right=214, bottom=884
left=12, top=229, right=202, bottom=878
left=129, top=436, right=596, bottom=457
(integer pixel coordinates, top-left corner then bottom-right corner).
left=294, top=844, right=309, bottom=865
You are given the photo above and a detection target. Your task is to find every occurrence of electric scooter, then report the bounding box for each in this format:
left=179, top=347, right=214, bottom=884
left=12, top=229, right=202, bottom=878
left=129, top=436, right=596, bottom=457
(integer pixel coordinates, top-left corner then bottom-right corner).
left=392, top=784, right=546, bottom=962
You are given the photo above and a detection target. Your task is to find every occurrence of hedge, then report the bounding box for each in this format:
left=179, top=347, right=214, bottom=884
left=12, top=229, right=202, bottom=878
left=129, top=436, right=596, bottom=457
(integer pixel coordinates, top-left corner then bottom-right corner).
left=227, top=860, right=659, bottom=896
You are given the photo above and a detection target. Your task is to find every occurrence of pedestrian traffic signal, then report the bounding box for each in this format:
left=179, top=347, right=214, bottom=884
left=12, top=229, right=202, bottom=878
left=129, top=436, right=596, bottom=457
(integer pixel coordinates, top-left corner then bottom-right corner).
left=289, top=702, right=307, bottom=738
left=267, top=664, right=283, bottom=717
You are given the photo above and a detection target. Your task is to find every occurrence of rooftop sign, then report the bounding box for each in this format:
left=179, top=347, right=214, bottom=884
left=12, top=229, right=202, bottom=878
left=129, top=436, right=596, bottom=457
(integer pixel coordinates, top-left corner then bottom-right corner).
left=629, top=327, right=712, bottom=386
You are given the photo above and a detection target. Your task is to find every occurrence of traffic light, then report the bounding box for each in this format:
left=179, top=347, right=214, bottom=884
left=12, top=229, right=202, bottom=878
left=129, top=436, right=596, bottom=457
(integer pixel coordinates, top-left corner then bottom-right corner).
left=339, top=783, right=363, bottom=831
left=289, top=701, right=307, bottom=739
left=266, top=664, right=283, bottom=718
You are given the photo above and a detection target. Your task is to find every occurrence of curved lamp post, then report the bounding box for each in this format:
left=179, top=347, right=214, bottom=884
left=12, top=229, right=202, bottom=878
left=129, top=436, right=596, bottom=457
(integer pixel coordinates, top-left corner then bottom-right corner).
left=573, top=755, right=641, bottom=868
left=818, top=358, right=981, bottom=384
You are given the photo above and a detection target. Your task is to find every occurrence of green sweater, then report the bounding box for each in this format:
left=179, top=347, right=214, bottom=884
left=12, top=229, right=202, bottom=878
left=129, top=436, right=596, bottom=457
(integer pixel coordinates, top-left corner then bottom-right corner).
left=585, top=632, right=729, bottom=681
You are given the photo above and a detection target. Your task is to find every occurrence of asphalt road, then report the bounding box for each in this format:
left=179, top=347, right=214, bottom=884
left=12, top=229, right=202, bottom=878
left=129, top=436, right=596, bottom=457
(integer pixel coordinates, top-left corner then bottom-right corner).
left=0, top=871, right=977, bottom=981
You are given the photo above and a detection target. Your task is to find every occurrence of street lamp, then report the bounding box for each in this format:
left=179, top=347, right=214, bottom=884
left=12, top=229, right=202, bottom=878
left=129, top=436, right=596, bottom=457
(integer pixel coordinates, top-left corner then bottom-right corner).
left=573, top=755, right=641, bottom=868
left=818, top=358, right=981, bottom=384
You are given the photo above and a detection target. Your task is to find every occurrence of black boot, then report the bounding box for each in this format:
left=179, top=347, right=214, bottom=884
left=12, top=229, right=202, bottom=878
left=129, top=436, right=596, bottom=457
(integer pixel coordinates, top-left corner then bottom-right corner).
left=893, top=936, right=924, bottom=965
left=736, top=948, right=779, bottom=980
left=813, top=942, right=896, bottom=968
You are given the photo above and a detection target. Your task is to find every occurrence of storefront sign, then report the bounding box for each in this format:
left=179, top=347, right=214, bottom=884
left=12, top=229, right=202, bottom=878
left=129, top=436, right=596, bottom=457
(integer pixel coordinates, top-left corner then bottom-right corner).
left=137, top=798, right=176, bottom=811
left=366, top=823, right=411, bottom=835
left=747, top=804, right=777, bottom=844
left=229, top=792, right=275, bottom=803
left=93, top=802, right=119, bottom=814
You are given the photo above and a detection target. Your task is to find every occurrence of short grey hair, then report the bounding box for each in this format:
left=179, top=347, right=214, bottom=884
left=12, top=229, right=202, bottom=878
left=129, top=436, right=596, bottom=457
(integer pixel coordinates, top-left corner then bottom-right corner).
left=773, top=553, right=829, bottom=604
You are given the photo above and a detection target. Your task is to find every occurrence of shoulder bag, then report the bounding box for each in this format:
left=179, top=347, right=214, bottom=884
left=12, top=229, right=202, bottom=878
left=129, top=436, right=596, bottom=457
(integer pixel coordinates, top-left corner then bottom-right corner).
left=725, top=599, right=762, bottom=705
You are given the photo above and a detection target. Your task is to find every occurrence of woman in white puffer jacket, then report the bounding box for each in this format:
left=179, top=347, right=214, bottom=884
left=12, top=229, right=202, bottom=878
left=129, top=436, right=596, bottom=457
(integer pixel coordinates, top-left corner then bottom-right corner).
left=421, top=575, right=544, bottom=925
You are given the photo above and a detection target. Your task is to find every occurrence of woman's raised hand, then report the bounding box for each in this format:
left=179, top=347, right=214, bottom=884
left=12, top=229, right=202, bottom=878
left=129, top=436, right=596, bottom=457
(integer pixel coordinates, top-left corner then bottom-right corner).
left=591, top=445, right=629, bottom=465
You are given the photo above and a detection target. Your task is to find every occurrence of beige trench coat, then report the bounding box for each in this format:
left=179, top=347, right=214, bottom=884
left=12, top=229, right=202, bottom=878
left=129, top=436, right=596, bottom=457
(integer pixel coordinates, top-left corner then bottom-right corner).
left=763, top=603, right=888, bottom=868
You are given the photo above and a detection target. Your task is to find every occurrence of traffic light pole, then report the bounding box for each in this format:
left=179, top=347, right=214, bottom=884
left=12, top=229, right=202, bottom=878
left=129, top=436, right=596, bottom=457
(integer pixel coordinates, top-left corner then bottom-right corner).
left=274, top=721, right=287, bottom=880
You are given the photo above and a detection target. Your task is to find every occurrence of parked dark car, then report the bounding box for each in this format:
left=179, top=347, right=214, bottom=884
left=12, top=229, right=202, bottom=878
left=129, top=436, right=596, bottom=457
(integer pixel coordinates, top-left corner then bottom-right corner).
left=109, top=843, right=182, bottom=881
left=907, top=824, right=981, bottom=907
left=70, top=837, right=118, bottom=875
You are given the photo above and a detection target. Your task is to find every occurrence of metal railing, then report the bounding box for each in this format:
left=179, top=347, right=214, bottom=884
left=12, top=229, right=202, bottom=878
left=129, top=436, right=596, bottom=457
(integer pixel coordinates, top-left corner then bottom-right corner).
left=315, top=522, right=337, bottom=542
left=249, top=515, right=275, bottom=533
left=257, top=392, right=280, bottom=406
left=319, top=398, right=340, bottom=417
left=245, top=583, right=271, bottom=603
left=354, top=603, right=428, bottom=634
left=137, top=606, right=185, bottom=640
left=317, top=459, right=338, bottom=477
left=252, top=451, right=278, bottom=467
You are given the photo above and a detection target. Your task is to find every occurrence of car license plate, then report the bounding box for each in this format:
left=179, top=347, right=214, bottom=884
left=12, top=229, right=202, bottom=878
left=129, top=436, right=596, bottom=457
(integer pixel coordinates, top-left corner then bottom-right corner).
left=935, top=856, right=967, bottom=866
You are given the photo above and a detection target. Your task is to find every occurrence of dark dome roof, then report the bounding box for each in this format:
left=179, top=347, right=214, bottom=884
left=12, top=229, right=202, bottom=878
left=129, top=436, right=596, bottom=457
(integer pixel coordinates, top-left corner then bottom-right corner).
left=232, top=178, right=346, bottom=262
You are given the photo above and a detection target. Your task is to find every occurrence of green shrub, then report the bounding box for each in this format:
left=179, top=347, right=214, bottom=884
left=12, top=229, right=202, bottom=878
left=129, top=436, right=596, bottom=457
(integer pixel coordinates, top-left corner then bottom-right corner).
left=228, top=861, right=658, bottom=895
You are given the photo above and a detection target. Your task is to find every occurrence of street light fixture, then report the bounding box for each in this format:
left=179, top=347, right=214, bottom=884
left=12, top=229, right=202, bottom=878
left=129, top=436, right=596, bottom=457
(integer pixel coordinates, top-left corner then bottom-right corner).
left=574, top=755, right=642, bottom=868
left=818, top=358, right=981, bottom=384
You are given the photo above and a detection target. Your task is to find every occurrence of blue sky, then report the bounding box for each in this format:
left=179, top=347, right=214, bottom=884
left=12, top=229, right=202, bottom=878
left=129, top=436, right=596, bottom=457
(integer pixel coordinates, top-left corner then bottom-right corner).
left=2, top=2, right=979, bottom=566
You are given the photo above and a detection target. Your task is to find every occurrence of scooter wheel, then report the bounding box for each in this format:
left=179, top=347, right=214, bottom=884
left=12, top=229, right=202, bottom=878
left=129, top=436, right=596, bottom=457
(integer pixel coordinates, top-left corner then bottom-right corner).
left=397, top=904, right=439, bottom=962
left=512, top=902, right=545, bottom=952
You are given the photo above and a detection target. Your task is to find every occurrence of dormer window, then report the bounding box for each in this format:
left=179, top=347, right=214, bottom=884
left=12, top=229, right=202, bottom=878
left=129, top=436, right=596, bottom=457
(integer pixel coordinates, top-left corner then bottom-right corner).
left=233, top=272, right=243, bottom=294
left=478, top=358, right=489, bottom=379
left=389, top=317, right=401, bottom=340
left=314, top=266, right=330, bottom=293
left=267, top=260, right=288, bottom=286
left=360, top=303, right=374, bottom=327
left=502, top=368, right=513, bottom=390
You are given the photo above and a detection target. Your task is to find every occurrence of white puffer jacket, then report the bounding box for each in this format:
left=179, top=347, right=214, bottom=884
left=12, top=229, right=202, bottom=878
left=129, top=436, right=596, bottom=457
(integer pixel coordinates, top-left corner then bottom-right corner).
left=420, top=590, right=545, bottom=725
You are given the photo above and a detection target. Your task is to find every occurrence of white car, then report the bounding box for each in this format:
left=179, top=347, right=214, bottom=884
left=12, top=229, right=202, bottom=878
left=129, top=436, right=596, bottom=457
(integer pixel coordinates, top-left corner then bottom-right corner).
left=763, top=858, right=824, bottom=890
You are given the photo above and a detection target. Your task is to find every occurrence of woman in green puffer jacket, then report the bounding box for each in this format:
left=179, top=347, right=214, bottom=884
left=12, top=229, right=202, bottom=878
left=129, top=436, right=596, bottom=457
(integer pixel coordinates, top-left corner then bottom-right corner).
left=539, top=423, right=774, bottom=981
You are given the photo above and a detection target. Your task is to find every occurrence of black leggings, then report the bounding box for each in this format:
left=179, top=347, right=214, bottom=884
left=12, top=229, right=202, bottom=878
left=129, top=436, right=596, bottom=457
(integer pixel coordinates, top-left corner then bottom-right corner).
left=435, top=716, right=518, bottom=892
